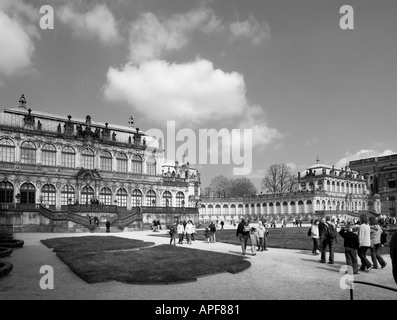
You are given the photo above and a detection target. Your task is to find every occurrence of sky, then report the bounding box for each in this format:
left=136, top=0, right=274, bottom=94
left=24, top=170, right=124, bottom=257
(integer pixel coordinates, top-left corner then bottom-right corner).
left=0, top=0, right=396, bottom=190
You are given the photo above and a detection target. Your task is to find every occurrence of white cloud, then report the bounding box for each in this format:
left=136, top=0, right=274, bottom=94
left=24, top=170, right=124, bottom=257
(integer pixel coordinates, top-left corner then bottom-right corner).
left=229, top=14, right=271, bottom=46
left=336, top=149, right=395, bottom=168
left=0, top=0, right=39, bottom=78
left=58, top=3, right=119, bottom=45
left=128, top=8, right=223, bottom=63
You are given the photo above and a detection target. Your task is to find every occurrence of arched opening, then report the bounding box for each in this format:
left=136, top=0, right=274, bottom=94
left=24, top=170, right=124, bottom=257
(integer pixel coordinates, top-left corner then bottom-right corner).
left=162, top=191, right=172, bottom=207
left=20, top=182, right=35, bottom=204
left=146, top=190, right=156, bottom=206
left=0, top=181, right=14, bottom=203
left=176, top=191, right=185, bottom=207
left=41, top=184, right=56, bottom=206
left=131, top=189, right=142, bottom=207
left=116, top=188, right=127, bottom=207
left=100, top=187, right=112, bottom=205
left=81, top=185, right=94, bottom=205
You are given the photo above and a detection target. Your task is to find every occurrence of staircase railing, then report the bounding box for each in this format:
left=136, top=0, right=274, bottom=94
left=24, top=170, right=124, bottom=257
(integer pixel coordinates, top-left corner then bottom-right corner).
left=111, top=212, right=142, bottom=229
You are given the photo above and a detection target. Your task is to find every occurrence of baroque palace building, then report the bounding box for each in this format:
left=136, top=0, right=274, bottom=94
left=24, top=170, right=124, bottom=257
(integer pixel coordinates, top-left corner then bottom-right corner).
left=200, top=161, right=370, bottom=223
left=0, top=95, right=200, bottom=231
left=349, top=154, right=397, bottom=217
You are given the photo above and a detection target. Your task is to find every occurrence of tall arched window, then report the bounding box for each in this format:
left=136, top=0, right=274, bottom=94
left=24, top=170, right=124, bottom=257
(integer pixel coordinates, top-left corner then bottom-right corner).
left=116, top=188, right=127, bottom=207
left=176, top=191, right=185, bottom=207
left=162, top=191, right=172, bottom=207
left=131, top=155, right=142, bottom=174
left=81, top=148, right=95, bottom=169
left=100, top=151, right=112, bottom=172
left=389, top=196, right=396, bottom=210
left=146, top=156, right=156, bottom=175
left=100, top=187, right=112, bottom=205
left=81, top=186, right=94, bottom=205
left=0, top=181, right=14, bottom=203
left=20, top=182, right=35, bottom=204
left=41, top=184, right=56, bottom=205
left=42, top=144, right=57, bottom=166
left=298, top=200, right=304, bottom=214
left=146, top=190, right=156, bottom=206
left=230, top=204, right=236, bottom=215
left=309, top=182, right=315, bottom=191
left=326, top=180, right=330, bottom=191
left=62, top=146, right=76, bottom=168
left=290, top=201, right=296, bottom=214
left=131, top=189, right=142, bottom=207
left=61, top=185, right=75, bottom=206
left=21, top=141, right=36, bottom=164
left=388, top=174, right=397, bottom=189
left=116, top=153, right=128, bottom=173
left=306, top=200, right=313, bottom=213
left=0, top=138, right=15, bottom=162
left=331, top=181, right=335, bottom=192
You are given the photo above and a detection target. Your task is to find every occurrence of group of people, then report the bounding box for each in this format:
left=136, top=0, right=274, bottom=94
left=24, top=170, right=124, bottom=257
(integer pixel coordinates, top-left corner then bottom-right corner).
left=151, top=219, right=162, bottom=232
left=169, top=220, right=197, bottom=245
left=236, top=218, right=269, bottom=256
left=310, top=215, right=390, bottom=275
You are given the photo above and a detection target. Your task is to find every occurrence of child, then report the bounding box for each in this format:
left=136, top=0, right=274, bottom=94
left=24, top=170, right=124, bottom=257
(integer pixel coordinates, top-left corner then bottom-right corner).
left=204, top=227, right=211, bottom=243
left=169, top=225, right=176, bottom=245
left=249, top=227, right=258, bottom=256
left=339, top=222, right=360, bottom=274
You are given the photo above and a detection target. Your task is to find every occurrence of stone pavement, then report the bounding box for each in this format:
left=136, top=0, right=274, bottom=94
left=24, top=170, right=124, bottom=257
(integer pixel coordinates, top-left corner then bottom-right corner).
left=0, top=229, right=396, bottom=300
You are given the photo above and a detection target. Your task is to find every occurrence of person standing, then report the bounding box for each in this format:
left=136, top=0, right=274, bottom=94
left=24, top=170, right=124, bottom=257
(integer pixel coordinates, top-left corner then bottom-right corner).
left=357, top=214, right=373, bottom=272
left=257, top=221, right=266, bottom=251
left=220, top=220, right=224, bottom=230
left=311, top=219, right=320, bottom=255
left=390, top=230, right=397, bottom=285
left=236, top=218, right=249, bottom=255
left=105, top=220, right=110, bottom=233
left=339, top=222, right=360, bottom=274
left=249, top=227, right=258, bottom=256
left=169, top=225, right=177, bottom=245
left=209, top=221, right=217, bottom=243
left=369, top=216, right=387, bottom=269
left=185, top=220, right=193, bottom=245
left=320, top=216, right=336, bottom=264
left=177, top=221, right=185, bottom=244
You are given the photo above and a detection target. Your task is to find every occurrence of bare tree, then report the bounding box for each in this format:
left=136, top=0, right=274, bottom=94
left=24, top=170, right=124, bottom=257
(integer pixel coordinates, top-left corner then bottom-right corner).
left=229, top=178, right=257, bottom=197
left=261, top=163, right=297, bottom=194
left=209, top=175, right=230, bottom=197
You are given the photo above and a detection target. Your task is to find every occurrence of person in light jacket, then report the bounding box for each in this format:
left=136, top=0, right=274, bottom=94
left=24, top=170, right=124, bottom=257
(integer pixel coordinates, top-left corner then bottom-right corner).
left=369, top=216, right=387, bottom=269
left=357, top=215, right=373, bottom=272
left=257, top=221, right=266, bottom=251
left=177, top=221, right=185, bottom=244
left=311, top=219, right=320, bottom=255
left=185, top=220, right=193, bottom=244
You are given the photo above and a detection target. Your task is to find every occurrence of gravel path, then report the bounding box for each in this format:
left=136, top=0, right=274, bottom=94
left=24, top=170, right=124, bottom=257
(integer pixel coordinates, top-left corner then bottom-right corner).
left=0, top=230, right=396, bottom=300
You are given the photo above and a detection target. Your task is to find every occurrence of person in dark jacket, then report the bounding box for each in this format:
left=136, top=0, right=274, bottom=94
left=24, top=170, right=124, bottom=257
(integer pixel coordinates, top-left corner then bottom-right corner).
left=105, top=220, right=110, bottom=233
left=339, top=222, right=360, bottom=274
left=390, top=230, right=397, bottom=285
left=236, top=218, right=249, bottom=255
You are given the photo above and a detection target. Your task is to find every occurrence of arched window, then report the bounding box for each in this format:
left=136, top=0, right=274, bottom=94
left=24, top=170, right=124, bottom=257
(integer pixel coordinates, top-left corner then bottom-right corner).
left=0, top=138, right=15, bottom=162
left=298, top=200, right=304, bottom=214
left=20, top=182, right=35, bottom=204
left=326, top=180, right=330, bottom=191
left=146, top=156, right=156, bottom=175
left=131, top=155, right=142, bottom=174
left=309, top=182, right=315, bottom=191
left=290, top=201, right=296, bottom=214
left=81, top=148, right=95, bottom=169
left=389, top=196, right=396, bottom=210
left=368, top=201, right=374, bottom=211
left=275, top=202, right=281, bottom=214
left=0, top=181, right=14, bottom=203
left=131, top=189, right=142, bottom=207
left=316, top=200, right=321, bottom=211
left=162, top=191, right=172, bottom=207
left=262, top=203, right=267, bottom=215
left=42, top=144, right=57, bottom=166
left=282, top=202, right=288, bottom=214
left=306, top=200, right=313, bottom=213
left=21, top=141, right=36, bottom=164
left=116, top=153, right=128, bottom=173
left=176, top=191, right=185, bottom=207
left=146, top=190, right=156, bottom=206
left=62, top=146, right=76, bottom=168
left=41, top=184, right=56, bottom=205
left=230, top=204, right=236, bottom=215
left=238, top=204, right=243, bottom=215
left=336, top=182, right=340, bottom=192
left=208, top=205, right=214, bottom=215
left=81, top=186, right=94, bottom=205
left=331, top=181, right=335, bottom=192
left=245, top=204, right=249, bottom=215
left=269, top=203, right=274, bottom=214
left=216, top=205, right=221, bottom=215
left=116, top=188, right=127, bottom=207
left=224, top=204, right=230, bottom=215
left=100, top=187, right=112, bottom=205
left=61, top=185, right=75, bottom=206
left=341, top=182, right=345, bottom=193
left=256, top=203, right=261, bottom=215
left=100, top=151, right=112, bottom=172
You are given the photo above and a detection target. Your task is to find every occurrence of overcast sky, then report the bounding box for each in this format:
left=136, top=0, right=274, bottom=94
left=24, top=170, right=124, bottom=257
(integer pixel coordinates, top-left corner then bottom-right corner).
left=1, top=0, right=396, bottom=190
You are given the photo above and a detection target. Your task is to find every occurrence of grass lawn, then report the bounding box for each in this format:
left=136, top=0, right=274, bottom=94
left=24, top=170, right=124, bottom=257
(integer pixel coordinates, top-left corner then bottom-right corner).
left=42, top=236, right=250, bottom=284
left=153, top=227, right=392, bottom=255
left=41, top=236, right=155, bottom=252
left=57, top=245, right=250, bottom=284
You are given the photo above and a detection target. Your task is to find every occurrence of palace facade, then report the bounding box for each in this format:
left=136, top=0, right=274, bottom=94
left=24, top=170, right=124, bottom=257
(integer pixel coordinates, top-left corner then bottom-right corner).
left=0, top=95, right=200, bottom=231
left=200, top=162, right=370, bottom=223
left=349, top=154, right=397, bottom=217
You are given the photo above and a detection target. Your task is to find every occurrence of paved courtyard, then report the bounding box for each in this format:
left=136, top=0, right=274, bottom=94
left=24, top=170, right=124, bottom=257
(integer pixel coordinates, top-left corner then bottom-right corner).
left=0, top=229, right=396, bottom=300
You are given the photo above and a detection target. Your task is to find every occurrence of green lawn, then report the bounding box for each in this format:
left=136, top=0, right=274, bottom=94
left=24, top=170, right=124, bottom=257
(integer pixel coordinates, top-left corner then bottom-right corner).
left=42, top=236, right=251, bottom=284
left=155, top=227, right=392, bottom=255
left=41, top=236, right=154, bottom=252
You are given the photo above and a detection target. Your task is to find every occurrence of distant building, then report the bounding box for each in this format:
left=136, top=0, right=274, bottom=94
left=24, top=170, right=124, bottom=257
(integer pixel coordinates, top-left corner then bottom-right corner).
left=0, top=95, right=200, bottom=231
left=200, top=161, right=369, bottom=223
left=349, top=154, right=397, bottom=217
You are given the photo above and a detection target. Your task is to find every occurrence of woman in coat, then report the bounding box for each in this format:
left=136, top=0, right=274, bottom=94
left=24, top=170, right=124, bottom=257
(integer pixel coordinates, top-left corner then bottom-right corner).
left=357, top=215, right=373, bottom=272
left=369, top=217, right=387, bottom=269
left=311, top=219, right=320, bottom=255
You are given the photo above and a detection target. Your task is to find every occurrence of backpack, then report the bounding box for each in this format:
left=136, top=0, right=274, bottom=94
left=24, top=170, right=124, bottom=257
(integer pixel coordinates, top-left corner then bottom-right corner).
left=380, top=231, right=388, bottom=245
left=325, top=223, right=337, bottom=240
left=307, top=227, right=312, bottom=237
